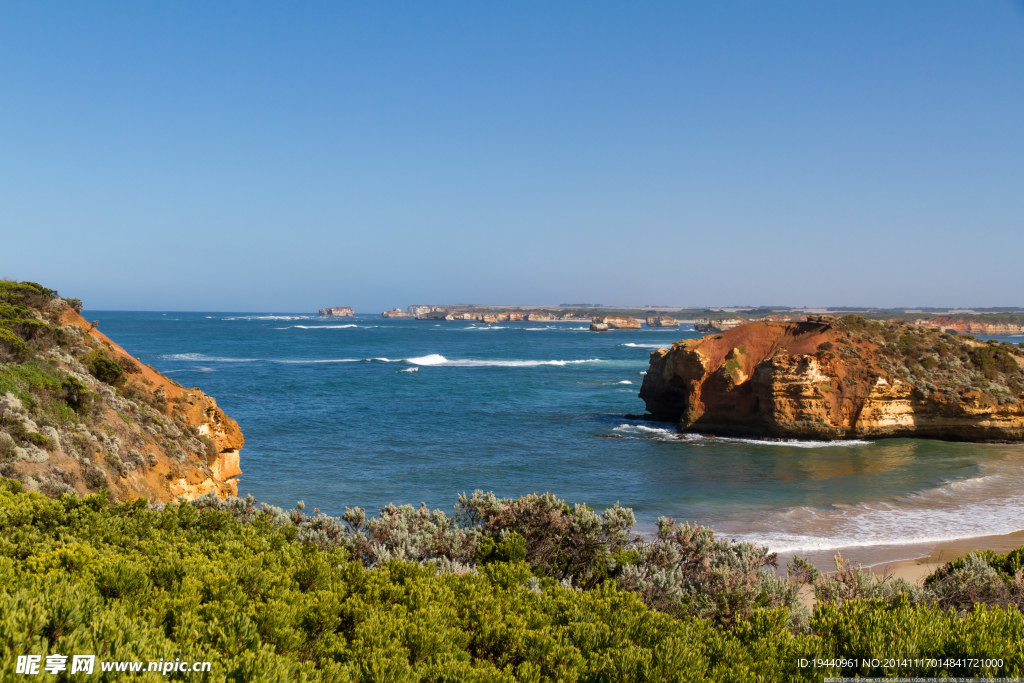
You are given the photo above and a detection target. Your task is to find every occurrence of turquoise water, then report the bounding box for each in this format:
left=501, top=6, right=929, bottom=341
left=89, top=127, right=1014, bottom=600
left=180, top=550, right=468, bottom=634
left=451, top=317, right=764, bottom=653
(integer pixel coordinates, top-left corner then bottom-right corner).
left=91, top=312, right=1024, bottom=566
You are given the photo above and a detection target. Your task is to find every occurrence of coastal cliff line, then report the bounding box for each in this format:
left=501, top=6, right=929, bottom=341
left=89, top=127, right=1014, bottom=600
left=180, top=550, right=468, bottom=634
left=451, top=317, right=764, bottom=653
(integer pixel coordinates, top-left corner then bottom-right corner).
left=1, top=281, right=243, bottom=501
left=639, top=316, right=1024, bottom=441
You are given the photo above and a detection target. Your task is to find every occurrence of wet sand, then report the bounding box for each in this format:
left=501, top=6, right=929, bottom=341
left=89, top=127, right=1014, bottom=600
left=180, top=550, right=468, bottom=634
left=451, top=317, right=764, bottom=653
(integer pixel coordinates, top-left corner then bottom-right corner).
left=795, top=530, right=1024, bottom=609
left=870, top=530, right=1024, bottom=584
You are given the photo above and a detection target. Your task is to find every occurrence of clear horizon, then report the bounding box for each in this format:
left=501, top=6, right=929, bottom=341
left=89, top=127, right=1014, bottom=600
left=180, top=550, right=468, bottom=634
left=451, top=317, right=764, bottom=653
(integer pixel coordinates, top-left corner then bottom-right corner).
left=75, top=303, right=1024, bottom=315
left=3, top=2, right=1023, bottom=310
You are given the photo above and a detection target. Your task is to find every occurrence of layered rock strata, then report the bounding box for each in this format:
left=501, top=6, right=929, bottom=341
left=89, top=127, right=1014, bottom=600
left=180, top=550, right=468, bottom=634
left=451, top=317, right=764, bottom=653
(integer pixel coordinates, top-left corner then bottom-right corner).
left=639, top=316, right=1024, bottom=441
left=693, top=318, right=745, bottom=333
left=591, top=315, right=642, bottom=330
left=382, top=308, right=414, bottom=318
left=319, top=306, right=354, bottom=317
left=909, top=317, right=1024, bottom=336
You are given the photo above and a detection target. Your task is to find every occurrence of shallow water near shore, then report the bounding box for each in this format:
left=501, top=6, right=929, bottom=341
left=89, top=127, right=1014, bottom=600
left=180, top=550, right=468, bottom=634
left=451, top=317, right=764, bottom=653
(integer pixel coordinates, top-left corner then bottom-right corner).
left=92, top=311, right=1024, bottom=569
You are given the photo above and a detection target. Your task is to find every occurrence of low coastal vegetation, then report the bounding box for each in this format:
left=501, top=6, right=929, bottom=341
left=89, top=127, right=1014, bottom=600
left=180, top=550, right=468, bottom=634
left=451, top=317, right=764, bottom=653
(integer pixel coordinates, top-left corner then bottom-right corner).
left=834, top=315, right=1024, bottom=406
left=1, top=280, right=242, bottom=501
left=1, top=479, right=1022, bottom=680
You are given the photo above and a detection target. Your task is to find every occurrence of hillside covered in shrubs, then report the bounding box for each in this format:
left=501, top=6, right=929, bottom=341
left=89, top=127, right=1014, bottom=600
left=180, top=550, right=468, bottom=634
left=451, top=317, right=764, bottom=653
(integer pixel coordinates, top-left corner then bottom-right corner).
left=1, top=479, right=1022, bottom=681
left=0, top=280, right=243, bottom=502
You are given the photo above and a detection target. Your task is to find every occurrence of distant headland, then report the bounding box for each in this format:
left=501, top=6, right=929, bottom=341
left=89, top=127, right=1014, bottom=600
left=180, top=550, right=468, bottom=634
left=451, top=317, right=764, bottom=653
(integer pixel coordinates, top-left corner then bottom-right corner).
left=319, top=302, right=1024, bottom=336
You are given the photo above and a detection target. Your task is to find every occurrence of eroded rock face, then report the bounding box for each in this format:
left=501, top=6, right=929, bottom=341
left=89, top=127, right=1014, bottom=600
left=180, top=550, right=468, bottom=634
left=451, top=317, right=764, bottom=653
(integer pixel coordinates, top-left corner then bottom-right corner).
left=646, top=316, right=680, bottom=328
left=910, top=317, right=1024, bottom=336
left=382, top=308, right=413, bottom=318
left=639, top=317, right=1024, bottom=441
left=0, top=285, right=244, bottom=502
left=592, top=315, right=642, bottom=330
left=319, top=306, right=354, bottom=317
left=693, top=318, right=745, bottom=333
left=60, top=308, right=245, bottom=500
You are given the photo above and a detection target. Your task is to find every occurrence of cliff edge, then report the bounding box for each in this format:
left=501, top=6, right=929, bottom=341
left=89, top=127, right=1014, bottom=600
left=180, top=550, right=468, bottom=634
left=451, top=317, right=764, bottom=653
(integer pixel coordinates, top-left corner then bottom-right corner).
left=1, top=281, right=243, bottom=501
left=639, top=316, right=1024, bottom=441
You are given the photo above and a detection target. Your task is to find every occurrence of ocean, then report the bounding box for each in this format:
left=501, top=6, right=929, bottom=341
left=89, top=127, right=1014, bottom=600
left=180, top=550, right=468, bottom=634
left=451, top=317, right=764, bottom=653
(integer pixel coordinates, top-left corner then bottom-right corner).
left=90, top=311, right=1024, bottom=569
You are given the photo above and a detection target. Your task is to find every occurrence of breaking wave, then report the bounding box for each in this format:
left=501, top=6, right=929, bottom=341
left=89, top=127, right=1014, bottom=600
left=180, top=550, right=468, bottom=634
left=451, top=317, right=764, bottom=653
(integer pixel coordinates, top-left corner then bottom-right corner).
left=611, top=423, right=870, bottom=448
left=158, top=353, right=605, bottom=368
left=727, top=460, right=1024, bottom=554
left=405, top=354, right=604, bottom=368
left=222, top=315, right=315, bottom=321
left=157, top=353, right=259, bottom=363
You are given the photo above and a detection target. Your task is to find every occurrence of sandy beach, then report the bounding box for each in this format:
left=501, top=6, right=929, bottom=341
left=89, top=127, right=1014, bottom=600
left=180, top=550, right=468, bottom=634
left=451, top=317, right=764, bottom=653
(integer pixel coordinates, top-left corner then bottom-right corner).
left=872, top=530, right=1024, bottom=584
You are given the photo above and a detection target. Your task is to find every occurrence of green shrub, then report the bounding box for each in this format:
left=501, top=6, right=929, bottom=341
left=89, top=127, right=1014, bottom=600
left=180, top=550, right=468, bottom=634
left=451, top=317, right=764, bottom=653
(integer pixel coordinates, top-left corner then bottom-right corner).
left=0, top=327, right=30, bottom=361
left=2, top=482, right=1023, bottom=680
left=84, top=348, right=125, bottom=386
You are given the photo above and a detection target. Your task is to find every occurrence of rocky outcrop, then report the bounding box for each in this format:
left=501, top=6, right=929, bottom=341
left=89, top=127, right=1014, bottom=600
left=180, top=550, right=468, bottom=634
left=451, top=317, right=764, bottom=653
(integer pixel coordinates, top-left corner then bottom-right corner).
left=909, top=317, right=1024, bottom=336
left=1, top=281, right=243, bottom=502
left=319, top=306, right=354, bottom=317
left=592, top=315, right=642, bottom=330
left=639, top=316, right=1024, bottom=441
left=590, top=322, right=610, bottom=332
left=646, top=316, right=680, bottom=328
left=381, top=308, right=414, bottom=318
left=693, top=318, right=745, bottom=333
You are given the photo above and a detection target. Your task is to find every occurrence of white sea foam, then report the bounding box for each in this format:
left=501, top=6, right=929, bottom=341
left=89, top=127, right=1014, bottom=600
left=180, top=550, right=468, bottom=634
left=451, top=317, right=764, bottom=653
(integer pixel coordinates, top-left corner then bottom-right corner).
left=222, top=315, right=314, bottom=321
left=617, top=380, right=633, bottom=384
left=289, top=324, right=361, bottom=329
left=463, top=325, right=508, bottom=330
left=610, top=423, right=870, bottom=449
left=406, top=353, right=448, bottom=366
left=621, top=343, right=667, bottom=348
left=405, top=354, right=604, bottom=368
left=522, top=325, right=590, bottom=331
left=158, top=353, right=259, bottom=363
left=716, top=437, right=871, bottom=448
left=729, top=461, right=1024, bottom=554
left=612, top=423, right=683, bottom=441
left=157, top=352, right=609, bottom=369
left=400, top=367, right=419, bottom=373
left=272, top=358, right=361, bottom=364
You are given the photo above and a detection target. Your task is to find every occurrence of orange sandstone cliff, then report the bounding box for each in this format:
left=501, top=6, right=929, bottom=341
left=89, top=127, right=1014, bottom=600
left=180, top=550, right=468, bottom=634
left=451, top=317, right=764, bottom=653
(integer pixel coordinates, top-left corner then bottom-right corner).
left=639, top=316, right=1024, bottom=441
left=1, top=282, right=242, bottom=501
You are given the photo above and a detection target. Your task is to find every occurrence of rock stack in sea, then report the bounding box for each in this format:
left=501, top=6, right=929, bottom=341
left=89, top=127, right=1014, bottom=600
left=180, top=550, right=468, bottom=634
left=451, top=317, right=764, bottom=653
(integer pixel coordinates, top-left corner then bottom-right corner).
left=590, top=315, right=642, bottom=331
left=639, top=316, right=1024, bottom=441
left=319, top=306, right=355, bottom=317
left=382, top=308, right=414, bottom=318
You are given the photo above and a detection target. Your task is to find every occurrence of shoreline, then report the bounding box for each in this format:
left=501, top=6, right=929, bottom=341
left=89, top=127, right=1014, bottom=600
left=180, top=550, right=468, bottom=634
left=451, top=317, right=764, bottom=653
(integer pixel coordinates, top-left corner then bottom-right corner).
left=794, top=530, right=1024, bottom=609
left=869, top=529, right=1024, bottom=584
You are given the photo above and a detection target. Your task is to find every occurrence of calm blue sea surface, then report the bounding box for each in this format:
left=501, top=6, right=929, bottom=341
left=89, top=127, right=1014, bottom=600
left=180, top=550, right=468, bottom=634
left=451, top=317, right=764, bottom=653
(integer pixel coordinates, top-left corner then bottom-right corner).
left=90, top=311, right=1024, bottom=567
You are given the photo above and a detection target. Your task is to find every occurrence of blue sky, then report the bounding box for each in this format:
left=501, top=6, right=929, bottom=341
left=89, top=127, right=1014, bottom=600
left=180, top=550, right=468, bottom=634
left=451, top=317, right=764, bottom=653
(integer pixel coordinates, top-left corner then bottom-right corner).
left=2, top=2, right=1022, bottom=311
